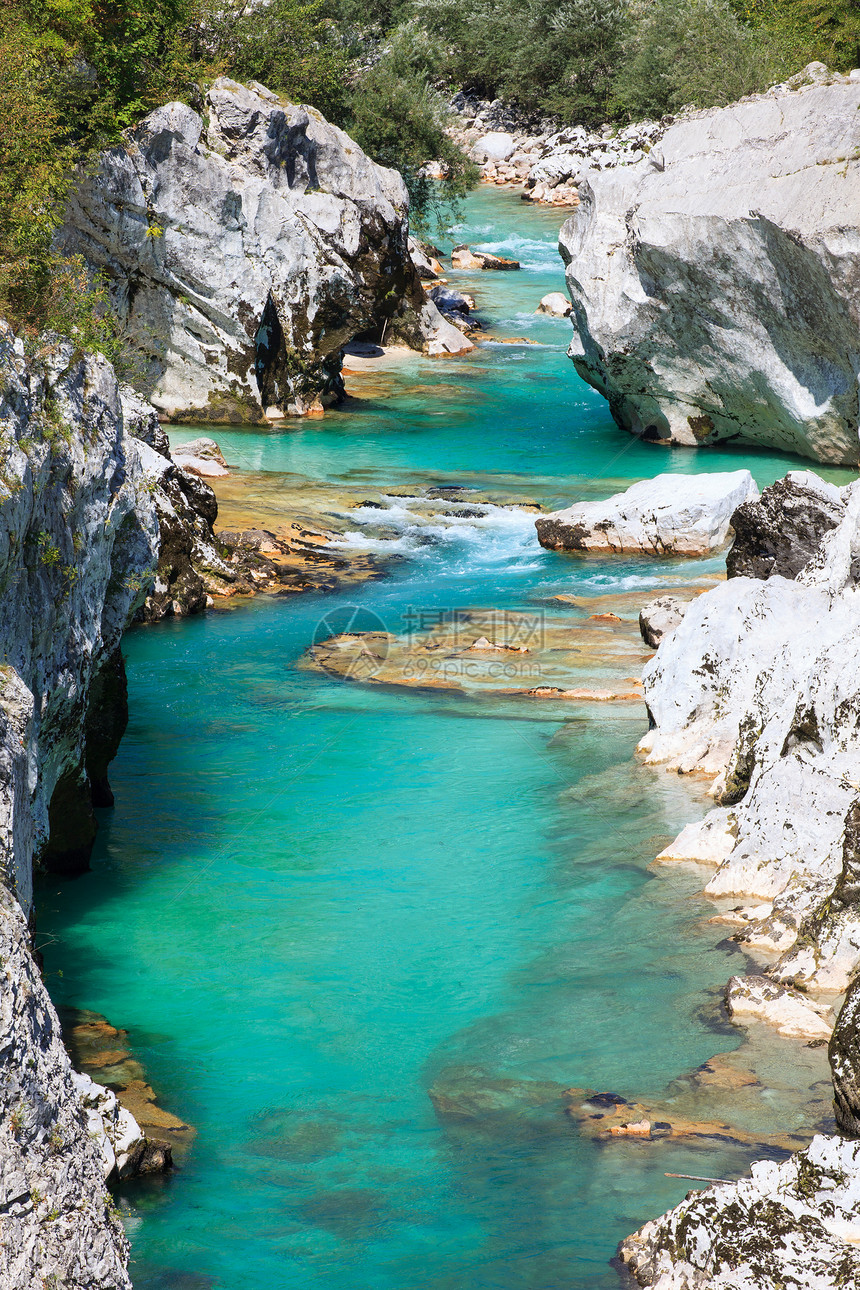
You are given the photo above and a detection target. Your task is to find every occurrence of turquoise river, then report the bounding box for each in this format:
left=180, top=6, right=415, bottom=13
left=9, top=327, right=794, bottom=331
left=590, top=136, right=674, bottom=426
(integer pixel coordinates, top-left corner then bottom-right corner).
left=38, top=189, right=852, bottom=1289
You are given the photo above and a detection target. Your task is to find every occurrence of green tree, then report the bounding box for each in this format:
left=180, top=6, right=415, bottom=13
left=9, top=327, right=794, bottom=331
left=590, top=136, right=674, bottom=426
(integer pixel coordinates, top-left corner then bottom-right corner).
left=347, top=49, right=477, bottom=235
left=616, top=0, right=776, bottom=118
left=733, top=0, right=860, bottom=71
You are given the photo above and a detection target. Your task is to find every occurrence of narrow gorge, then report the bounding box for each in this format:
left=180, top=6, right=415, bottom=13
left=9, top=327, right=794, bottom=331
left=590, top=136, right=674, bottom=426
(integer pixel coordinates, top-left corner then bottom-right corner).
left=5, top=53, right=860, bottom=1290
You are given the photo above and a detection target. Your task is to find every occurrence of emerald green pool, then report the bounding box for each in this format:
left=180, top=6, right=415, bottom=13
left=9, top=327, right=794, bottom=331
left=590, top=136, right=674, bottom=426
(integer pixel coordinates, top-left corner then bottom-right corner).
left=37, top=189, right=846, bottom=1290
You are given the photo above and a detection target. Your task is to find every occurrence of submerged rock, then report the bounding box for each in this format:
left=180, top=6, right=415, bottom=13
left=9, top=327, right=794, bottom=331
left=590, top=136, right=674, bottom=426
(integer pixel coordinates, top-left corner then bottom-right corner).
left=535, top=470, right=757, bottom=556
left=62, top=79, right=459, bottom=422
left=558, top=79, right=860, bottom=464
left=620, top=1134, right=860, bottom=1289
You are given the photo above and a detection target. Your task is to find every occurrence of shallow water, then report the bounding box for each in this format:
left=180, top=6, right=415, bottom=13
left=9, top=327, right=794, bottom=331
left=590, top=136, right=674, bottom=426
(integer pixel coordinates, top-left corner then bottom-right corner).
left=38, top=188, right=845, bottom=1289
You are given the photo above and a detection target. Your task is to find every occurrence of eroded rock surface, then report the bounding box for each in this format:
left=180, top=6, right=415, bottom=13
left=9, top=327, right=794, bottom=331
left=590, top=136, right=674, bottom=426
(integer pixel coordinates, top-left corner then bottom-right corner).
left=620, top=1135, right=860, bottom=1289
left=639, top=595, right=688, bottom=648
left=535, top=471, right=757, bottom=556
left=639, top=472, right=860, bottom=1000
left=0, top=323, right=165, bottom=1287
left=727, top=471, right=846, bottom=581
left=831, top=973, right=860, bottom=1137
left=559, top=79, right=860, bottom=464
left=63, top=79, right=464, bottom=423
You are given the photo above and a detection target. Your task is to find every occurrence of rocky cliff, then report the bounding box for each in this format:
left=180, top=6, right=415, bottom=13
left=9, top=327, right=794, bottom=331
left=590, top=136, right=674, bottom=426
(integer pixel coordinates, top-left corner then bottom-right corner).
left=62, top=78, right=468, bottom=423
left=639, top=470, right=860, bottom=1008
left=558, top=74, right=860, bottom=464
left=621, top=470, right=860, bottom=1285
left=0, top=323, right=168, bottom=1286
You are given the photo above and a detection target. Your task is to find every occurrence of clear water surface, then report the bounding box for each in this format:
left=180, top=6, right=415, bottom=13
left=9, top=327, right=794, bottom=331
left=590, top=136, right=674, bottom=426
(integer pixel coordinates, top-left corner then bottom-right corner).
left=37, top=189, right=851, bottom=1290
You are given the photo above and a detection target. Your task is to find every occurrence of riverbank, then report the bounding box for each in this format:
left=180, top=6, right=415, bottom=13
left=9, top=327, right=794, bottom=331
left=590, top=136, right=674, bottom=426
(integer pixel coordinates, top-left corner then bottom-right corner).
left=36, top=187, right=855, bottom=1290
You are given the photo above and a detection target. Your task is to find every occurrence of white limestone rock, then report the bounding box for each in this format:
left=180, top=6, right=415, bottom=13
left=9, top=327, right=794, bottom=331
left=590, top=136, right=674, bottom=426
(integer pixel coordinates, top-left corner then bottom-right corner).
left=536, top=292, right=572, bottom=317
left=559, top=79, right=860, bottom=464
left=474, top=131, right=517, bottom=161
left=71, top=1072, right=146, bottom=1180
left=171, top=436, right=229, bottom=478
left=726, top=975, right=834, bottom=1040
left=62, top=79, right=440, bottom=422
left=639, top=594, right=688, bottom=648
left=654, top=807, right=736, bottom=866
left=620, top=1135, right=860, bottom=1289
left=535, top=470, right=757, bottom=556
left=640, top=472, right=860, bottom=1001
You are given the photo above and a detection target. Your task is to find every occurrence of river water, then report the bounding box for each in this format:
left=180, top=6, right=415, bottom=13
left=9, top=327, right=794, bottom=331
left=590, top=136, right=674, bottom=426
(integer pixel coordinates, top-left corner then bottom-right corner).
left=37, top=189, right=850, bottom=1289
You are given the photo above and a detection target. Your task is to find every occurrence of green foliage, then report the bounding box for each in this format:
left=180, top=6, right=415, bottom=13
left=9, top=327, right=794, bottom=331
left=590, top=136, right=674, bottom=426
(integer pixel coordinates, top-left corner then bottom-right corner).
left=615, top=0, right=778, bottom=119
left=37, top=531, right=62, bottom=568
left=207, top=0, right=352, bottom=123
left=346, top=30, right=478, bottom=233
left=502, top=0, right=632, bottom=123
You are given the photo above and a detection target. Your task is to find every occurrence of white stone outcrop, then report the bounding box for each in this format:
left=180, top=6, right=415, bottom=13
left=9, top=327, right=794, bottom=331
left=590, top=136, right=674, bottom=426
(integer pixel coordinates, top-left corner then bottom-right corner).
left=639, top=594, right=688, bottom=648
left=536, top=292, right=572, bottom=318
left=558, top=77, right=860, bottom=464
left=535, top=471, right=757, bottom=556
left=62, top=78, right=458, bottom=422
left=620, top=1134, right=860, bottom=1289
left=639, top=472, right=860, bottom=1013
left=71, top=1072, right=146, bottom=1180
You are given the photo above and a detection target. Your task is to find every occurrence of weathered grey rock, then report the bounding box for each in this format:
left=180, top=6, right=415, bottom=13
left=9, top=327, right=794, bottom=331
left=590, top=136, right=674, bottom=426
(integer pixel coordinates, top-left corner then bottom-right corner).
left=638, top=595, right=687, bottom=648
left=535, top=470, right=757, bottom=556
left=559, top=79, right=860, bottom=464
left=0, top=326, right=159, bottom=897
left=727, top=471, right=846, bottom=580
left=63, top=79, right=456, bottom=422
left=830, top=954, right=860, bottom=1136
left=0, top=322, right=167, bottom=1287
left=639, top=472, right=860, bottom=1004
left=536, top=292, right=571, bottom=317
left=620, top=1134, right=860, bottom=1289
left=0, top=890, right=133, bottom=1289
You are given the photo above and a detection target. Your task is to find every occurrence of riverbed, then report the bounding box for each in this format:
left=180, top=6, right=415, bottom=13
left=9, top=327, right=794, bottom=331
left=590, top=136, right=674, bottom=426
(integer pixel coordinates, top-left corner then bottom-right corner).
left=37, top=188, right=851, bottom=1290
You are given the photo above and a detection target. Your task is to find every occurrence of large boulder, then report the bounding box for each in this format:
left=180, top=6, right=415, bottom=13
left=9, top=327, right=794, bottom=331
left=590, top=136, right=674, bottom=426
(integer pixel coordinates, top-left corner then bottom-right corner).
left=727, top=471, right=847, bottom=580
left=62, top=79, right=455, bottom=422
left=559, top=78, right=860, bottom=465
left=535, top=470, right=757, bottom=556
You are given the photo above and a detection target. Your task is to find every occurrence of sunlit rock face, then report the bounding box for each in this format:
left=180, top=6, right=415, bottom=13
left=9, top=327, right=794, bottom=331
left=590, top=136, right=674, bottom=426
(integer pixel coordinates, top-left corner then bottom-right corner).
left=62, top=79, right=464, bottom=422
left=639, top=472, right=860, bottom=1001
left=620, top=1134, right=860, bottom=1290
left=0, top=324, right=164, bottom=1289
left=559, top=78, right=860, bottom=465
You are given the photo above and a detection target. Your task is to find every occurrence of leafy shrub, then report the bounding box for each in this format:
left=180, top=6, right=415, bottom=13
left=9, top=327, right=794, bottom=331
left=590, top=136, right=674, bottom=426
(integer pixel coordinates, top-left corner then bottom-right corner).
left=615, top=0, right=778, bottom=118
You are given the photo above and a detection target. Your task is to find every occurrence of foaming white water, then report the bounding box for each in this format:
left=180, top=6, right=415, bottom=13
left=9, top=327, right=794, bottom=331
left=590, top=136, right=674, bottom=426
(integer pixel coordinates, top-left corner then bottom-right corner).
left=473, top=235, right=562, bottom=274
left=330, top=495, right=542, bottom=572
left=447, top=224, right=562, bottom=274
